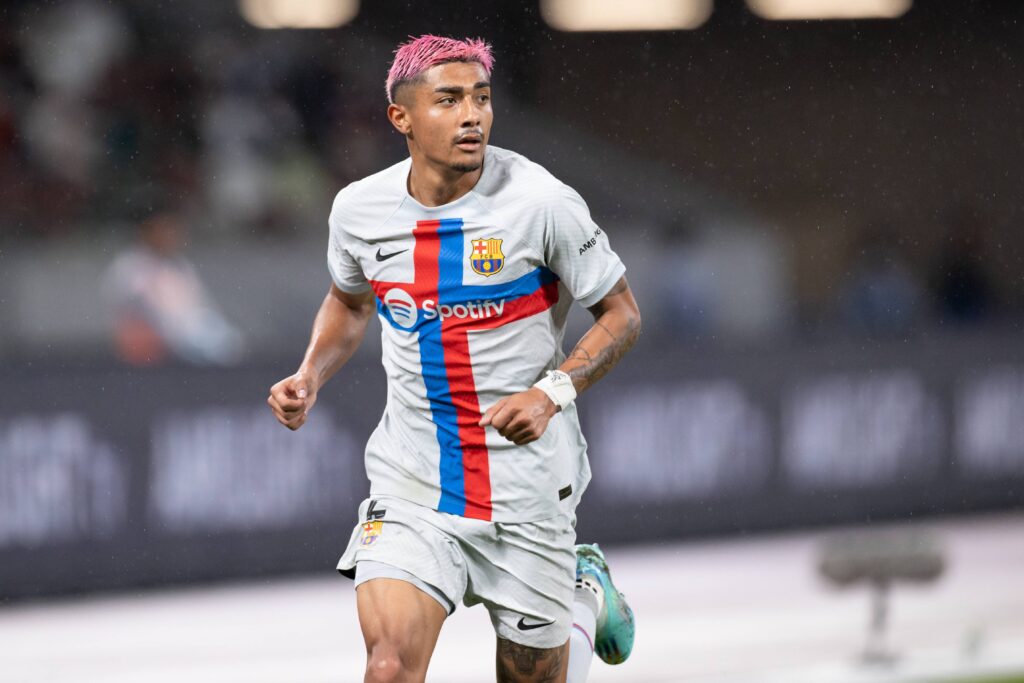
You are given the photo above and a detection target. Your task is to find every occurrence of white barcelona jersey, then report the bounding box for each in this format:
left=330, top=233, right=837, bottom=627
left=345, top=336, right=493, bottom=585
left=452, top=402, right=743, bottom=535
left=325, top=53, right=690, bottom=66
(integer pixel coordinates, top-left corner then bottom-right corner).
left=327, top=145, right=626, bottom=522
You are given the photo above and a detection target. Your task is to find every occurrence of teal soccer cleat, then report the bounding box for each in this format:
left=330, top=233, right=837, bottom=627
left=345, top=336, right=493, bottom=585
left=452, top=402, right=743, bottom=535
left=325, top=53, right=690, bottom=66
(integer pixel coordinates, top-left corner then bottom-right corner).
left=576, top=543, right=635, bottom=664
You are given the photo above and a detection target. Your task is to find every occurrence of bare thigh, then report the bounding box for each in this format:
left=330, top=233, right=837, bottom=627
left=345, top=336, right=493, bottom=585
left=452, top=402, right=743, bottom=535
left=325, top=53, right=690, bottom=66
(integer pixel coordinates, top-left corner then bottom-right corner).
left=357, top=578, right=448, bottom=683
left=495, top=637, right=569, bottom=683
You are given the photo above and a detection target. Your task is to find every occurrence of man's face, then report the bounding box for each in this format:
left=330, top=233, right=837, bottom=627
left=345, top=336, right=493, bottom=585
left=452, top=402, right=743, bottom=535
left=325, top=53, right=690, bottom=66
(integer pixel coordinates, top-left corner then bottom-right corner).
left=391, top=61, right=493, bottom=173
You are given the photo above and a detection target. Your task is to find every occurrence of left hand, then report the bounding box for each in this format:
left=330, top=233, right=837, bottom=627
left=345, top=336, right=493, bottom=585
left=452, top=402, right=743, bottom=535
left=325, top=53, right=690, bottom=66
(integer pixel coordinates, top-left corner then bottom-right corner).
left=479, top=388, right=559, bottom=445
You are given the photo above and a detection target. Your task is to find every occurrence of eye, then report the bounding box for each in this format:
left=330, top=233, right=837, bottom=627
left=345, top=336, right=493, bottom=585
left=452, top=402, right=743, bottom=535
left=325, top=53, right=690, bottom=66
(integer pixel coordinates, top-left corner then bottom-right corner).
left=478, top=94, right=490, bottom=103
left=439, top=96, right=456, bottom=105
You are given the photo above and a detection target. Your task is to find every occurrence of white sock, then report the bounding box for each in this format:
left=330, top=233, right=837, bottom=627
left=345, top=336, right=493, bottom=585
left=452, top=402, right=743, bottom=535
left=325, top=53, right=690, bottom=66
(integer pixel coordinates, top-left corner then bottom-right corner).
left=567, top=583, right=600, bottom=683
left=577, top=574, right=605, bottom=618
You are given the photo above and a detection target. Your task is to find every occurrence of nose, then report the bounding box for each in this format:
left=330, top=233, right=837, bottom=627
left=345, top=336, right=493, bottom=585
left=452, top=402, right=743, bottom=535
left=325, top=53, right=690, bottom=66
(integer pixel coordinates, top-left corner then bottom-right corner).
left=459, top=97, right=482, bottom=127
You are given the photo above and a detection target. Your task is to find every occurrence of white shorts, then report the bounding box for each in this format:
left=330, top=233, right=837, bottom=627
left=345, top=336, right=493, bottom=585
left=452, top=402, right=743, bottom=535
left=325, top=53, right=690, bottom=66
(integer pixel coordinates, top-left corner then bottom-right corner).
left=337, top=495, right=577, bottom=649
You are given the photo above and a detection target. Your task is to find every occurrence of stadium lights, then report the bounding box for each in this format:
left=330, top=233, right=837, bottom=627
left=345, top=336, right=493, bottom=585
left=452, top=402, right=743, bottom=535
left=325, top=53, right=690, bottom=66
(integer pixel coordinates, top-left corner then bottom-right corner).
left=239, top=0, right=358, bottom=29
left=541, top=0, right=712, bottom=31
left=746, top=0, right=911, bottom=20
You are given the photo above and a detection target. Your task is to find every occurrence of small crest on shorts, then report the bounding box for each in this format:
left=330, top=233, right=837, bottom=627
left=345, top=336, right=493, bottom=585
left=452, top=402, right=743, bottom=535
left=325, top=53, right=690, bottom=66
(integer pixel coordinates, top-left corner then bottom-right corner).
left=360, top=520, right=384, bottom=546
left=470, top=238, right=504, bottom=277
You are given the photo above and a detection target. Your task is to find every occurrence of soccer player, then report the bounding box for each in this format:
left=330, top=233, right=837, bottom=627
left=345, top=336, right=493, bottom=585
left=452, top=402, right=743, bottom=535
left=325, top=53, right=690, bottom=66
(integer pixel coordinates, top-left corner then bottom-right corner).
left=267, top=36, right=641, bottom=683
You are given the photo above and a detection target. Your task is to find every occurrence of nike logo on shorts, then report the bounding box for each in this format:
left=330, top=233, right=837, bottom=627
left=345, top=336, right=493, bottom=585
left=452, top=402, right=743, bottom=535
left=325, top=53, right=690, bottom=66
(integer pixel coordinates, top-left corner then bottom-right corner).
left=516, top=617, right=555, bottom=631
left=376, top=248, right=408, bottom=262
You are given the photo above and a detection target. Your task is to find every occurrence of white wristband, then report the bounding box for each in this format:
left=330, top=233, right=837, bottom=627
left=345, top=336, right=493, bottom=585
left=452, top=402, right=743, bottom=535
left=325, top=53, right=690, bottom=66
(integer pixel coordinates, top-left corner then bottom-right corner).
left=533, top=370, right=577, bottom=410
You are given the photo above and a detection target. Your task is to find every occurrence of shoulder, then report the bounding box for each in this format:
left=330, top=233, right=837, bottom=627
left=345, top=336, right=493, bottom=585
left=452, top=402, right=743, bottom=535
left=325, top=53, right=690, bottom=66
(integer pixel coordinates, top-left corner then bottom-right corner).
left=477, top=145, right=579, bottom=208
left=329, top=158, right=410, bottom=235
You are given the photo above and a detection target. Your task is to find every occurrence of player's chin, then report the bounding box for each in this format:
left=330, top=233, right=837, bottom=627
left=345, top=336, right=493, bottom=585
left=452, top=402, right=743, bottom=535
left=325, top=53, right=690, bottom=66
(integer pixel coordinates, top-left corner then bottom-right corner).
left=449, top=148, right=484, bottom=173
left=449, top=161, right=482, bottom=173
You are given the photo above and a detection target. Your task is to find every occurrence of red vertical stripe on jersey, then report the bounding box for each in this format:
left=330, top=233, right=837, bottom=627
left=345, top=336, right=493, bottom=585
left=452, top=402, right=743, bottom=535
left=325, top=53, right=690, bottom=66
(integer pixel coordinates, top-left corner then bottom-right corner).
left=412, top=220, right=441, bottom=289
left=440, top=326, right=492, bottom=519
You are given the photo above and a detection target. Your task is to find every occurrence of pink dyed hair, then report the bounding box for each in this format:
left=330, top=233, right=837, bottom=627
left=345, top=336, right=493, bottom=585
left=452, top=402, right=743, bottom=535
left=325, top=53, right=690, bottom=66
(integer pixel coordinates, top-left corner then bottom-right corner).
left=386, top=35, right=494, bottom=103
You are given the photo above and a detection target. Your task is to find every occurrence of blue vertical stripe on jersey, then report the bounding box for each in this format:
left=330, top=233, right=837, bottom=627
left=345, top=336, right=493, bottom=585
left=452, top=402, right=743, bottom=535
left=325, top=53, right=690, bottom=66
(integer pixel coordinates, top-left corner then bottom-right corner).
left=436, top=218, right=467, bottom=302
left=432, top=218, right=469, bottom=515
left=417, top=312, right=466, bottom=515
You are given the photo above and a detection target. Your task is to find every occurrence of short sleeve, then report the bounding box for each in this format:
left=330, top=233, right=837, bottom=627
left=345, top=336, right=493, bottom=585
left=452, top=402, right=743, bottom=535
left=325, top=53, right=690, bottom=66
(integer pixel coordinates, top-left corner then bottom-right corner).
left=543, top=185, right=626, bottom=308
left=327, top=199, right=371, bottom=294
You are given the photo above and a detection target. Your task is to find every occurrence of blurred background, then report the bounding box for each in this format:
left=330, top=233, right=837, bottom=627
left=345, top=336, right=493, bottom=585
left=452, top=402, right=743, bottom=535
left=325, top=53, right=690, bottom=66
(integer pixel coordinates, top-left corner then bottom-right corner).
left=1, top=0, right=1022, bottom=681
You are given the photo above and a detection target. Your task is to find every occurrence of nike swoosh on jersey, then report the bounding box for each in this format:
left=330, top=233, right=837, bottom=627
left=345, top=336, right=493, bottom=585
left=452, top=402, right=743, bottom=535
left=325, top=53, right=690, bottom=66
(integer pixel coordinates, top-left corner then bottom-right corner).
left=516, top=617, right=555, bottom=631
left=376, top=248, right=408, bottom=262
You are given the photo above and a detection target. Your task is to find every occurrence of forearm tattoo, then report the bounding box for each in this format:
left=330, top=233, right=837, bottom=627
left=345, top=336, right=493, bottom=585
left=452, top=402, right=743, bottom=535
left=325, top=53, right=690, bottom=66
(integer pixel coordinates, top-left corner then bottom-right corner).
left=564, top=280, right=641, bottom=394
left=496, top=639, right=566, bottom=682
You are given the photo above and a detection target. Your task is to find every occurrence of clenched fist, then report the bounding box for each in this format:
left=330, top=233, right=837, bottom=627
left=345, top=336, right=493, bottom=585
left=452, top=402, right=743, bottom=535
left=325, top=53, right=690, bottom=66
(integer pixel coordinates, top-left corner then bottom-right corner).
left=479, top=387, right=558, bottom=445
left=268, top=371, right=319, bottom=431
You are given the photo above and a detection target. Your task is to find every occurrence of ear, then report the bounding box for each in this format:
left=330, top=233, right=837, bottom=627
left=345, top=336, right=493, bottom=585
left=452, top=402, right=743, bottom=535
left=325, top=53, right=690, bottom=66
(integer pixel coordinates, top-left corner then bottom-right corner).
left=387, top=102, right=412, bottom=136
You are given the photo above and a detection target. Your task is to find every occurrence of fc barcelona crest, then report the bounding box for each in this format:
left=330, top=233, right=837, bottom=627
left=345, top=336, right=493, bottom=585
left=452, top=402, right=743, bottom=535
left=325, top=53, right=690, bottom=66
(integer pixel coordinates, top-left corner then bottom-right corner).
left=470, top=238, right=504, bottom=277
left=360, top=520, right=384, bottom=546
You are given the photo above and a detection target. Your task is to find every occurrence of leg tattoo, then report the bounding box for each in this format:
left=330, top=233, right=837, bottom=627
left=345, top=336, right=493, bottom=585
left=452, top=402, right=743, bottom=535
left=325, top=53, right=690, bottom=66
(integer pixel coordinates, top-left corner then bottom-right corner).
left=496, top=639, right=566, bottom=683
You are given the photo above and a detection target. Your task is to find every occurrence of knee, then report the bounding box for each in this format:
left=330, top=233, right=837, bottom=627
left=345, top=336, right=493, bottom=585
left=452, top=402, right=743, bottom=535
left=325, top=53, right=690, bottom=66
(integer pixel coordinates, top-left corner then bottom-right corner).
left=364, top=648, right=406, bottom=683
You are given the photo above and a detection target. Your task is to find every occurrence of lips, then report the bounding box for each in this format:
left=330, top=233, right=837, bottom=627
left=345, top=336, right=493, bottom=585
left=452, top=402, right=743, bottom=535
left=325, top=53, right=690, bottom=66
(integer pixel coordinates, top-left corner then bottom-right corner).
left=455, top=133, right=483, bottom=150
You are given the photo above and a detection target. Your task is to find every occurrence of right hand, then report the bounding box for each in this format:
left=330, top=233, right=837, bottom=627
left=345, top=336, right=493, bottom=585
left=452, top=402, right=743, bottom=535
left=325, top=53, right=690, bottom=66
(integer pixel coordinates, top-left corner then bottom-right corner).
left=268, top=370, right=319, bottom=431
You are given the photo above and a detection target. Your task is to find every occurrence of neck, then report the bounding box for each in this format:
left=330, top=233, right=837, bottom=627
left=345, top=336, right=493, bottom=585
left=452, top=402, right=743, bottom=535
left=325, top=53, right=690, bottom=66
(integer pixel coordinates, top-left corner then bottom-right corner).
left=407, top=146, right=484, bottom=207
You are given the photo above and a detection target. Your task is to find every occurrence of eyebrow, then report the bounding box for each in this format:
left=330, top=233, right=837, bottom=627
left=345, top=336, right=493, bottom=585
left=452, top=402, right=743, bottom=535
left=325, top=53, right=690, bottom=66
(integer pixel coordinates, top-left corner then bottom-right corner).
left=434, top=81, right=491, bottom=95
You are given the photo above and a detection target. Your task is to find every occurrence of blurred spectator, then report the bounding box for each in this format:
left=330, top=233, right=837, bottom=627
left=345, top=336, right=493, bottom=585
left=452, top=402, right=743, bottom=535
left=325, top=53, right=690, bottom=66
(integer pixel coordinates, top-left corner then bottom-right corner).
left=22, top=93, right=99, bottom=188
left=931, top=207, right=995, bottom=324
left=18, top=0, right=129, bottom=98
left=102, top=211, right=244, bottom=366
left=0, top=3, right=381, bottom=242
left=840, top=225, right=922, bottom=334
